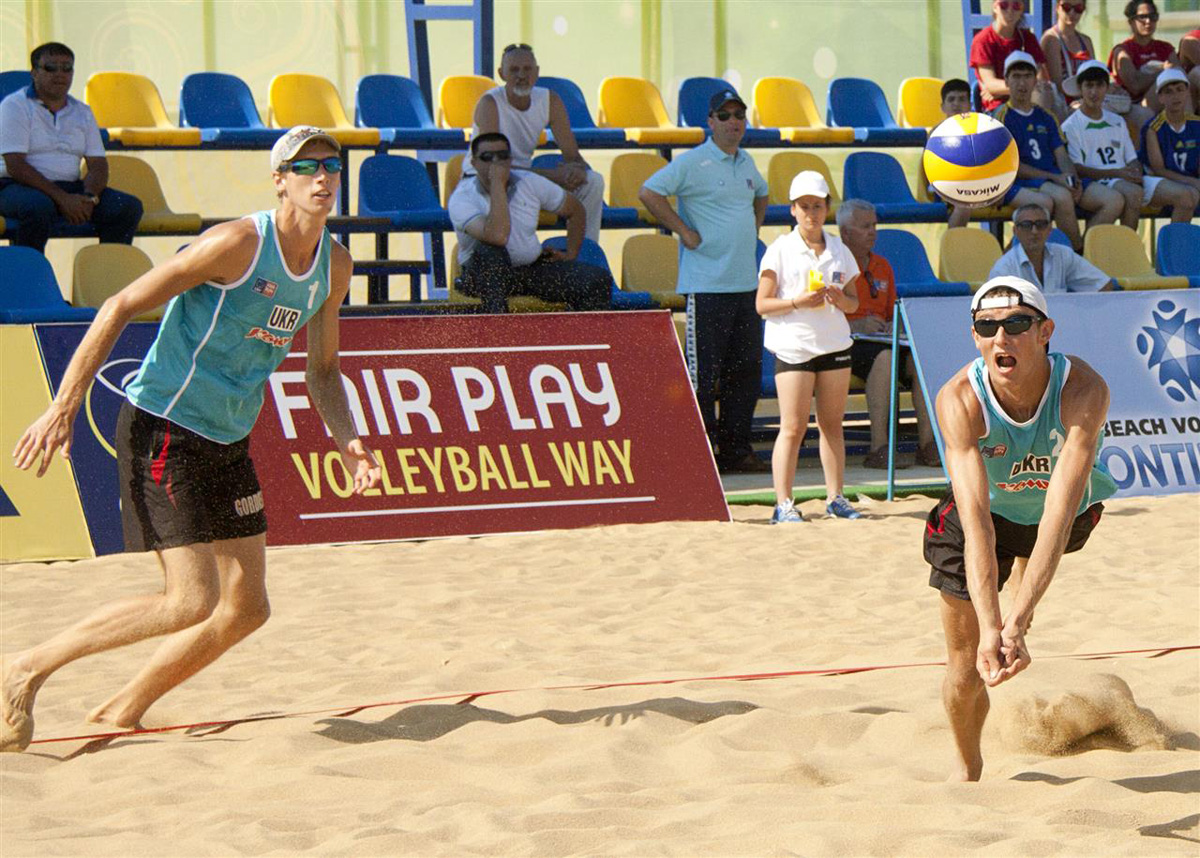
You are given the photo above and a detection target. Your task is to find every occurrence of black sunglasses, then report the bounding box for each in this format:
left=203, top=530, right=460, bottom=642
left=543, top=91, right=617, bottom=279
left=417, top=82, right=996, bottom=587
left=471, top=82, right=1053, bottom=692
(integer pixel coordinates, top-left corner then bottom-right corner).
left=973, top=313, right=1041, bottom=337
left=38, top=63, right=73, bottom=73
left=503, top=43, right=533, bottom=54
left=863, top=271, right=880, bottom=300
left=712, top=109, right=746, bottom=121
left=1015, top=218, right=1050, bottom=231
left=1131, top=12, right=1158, bottom=21
left=476, top=150, right=512, bottom=162
left=282, top=157, right=343, bottom=175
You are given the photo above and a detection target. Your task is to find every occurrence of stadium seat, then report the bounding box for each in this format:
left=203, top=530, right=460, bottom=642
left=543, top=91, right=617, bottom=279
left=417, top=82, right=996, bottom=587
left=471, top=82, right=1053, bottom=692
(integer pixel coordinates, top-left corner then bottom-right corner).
left=826, top=77, right=927, bottom=144
left=609, top=152, right=668, bottom=222
left=750, top=77, right=853, bottom=145
left=938, top=227, right=1001, bottom=289
left=874, top=229, right=969, bottom=297
left=354, top=74, right=467, bottom=147
left=357, top=155, right=451, bottom=231
left=842, top=152, right=947, bottom=222
left=1156, top=223, right=1200, bottom=286
left=71, top=244, right=161, bottom=320
left=621, top=233, right=684, bottom=310
left=766, top=152, right=840, bottom=224
left=1047, top=227, right=1073, bottom=248
left=541, top=235, right=648, bottom=309
left=1083, top=224, right=1190, bottom=290
left=0, top=70, right=31, bottom=101
left=596, top=76, right=704, bottom=145
left=897, top=77, right=945, bottom=128
left=442, top=154, right=465, bottom=207
left=100, top=156, right=202, bottom=234
left=178, top=72, right=282, bottom=146
left=678, top=77, right=781, bottom=145
left=0, top=246, right=97, bottom=323
left=84, top=72, right=202, bottom=146
left=267, top=74, right=379, bottom=146
left=538, top=76, right=627, bottom=146
left=437, top=74, right=494, bottom=129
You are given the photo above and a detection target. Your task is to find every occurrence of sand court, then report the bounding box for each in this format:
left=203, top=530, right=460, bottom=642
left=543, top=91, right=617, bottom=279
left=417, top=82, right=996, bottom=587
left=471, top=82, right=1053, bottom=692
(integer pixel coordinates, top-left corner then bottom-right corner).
left=1, top=493, right=1197, bottom=856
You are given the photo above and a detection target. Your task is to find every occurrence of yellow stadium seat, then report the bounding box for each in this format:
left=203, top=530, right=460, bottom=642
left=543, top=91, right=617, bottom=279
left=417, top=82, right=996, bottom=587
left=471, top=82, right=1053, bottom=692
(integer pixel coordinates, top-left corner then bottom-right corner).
left=437, top=75, right=495, bottom=129
left=751, top=77, right=855, bottom=145
left=443, top=154, right=465, bottom=207
left=767, top=152, right=840, bottom=220
left=897, top=77, right=945, bottom=129
left=621, top=233, right=683, bottom=309
left=596, top=77, right=704, bottom=145
left=72, top=244, right=162, bottom=320
left=938, top=228, right=1001, bottom=289
left=609, top=152, right=668, bottom=221
left=1083, top=224, right=1190, bottom=290
left=447, top=243, right=567, bottom=313
left=267, top=74, right=380, bottom=146
left=84, top=72, right=201, bottom=146
left=97, top=155, right=202, bottom=234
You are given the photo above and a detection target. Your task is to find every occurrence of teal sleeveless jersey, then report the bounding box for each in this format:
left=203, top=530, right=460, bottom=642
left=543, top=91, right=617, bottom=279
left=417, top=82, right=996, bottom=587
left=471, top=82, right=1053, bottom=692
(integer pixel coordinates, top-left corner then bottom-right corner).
left=126, top=210, right=332, bottom=443
left=968, top=352, right=1116, bottom=525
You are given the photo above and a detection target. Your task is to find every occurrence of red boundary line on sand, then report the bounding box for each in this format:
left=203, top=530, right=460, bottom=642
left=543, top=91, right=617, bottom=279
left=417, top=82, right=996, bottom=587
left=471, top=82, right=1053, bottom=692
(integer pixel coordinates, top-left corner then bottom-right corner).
left=30, top=645, right=1198, bottom=746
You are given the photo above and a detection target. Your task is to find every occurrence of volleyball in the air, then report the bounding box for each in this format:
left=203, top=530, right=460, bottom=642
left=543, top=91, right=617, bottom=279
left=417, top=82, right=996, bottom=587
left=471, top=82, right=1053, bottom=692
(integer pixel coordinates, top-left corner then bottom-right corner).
left=923, top=112, right=1018, bottom=208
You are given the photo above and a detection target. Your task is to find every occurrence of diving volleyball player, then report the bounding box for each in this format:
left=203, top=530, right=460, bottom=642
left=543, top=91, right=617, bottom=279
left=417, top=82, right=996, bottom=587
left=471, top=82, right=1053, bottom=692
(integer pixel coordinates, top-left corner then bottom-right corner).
left=925, top=276, right=1116, bottom=781
left=3, top=126, right=381, bottom=752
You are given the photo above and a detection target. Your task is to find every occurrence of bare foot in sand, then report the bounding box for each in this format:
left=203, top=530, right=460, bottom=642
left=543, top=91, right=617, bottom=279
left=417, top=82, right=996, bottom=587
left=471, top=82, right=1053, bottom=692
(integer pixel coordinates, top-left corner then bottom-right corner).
left=85, top=701, right=143, bottom=732
left=1, top=654, right=39, bottom=752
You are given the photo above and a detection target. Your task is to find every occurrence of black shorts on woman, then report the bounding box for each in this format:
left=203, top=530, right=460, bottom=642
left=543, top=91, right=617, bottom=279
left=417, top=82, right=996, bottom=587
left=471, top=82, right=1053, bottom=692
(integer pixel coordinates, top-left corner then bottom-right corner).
left=774, top=346, right=853, bottom=375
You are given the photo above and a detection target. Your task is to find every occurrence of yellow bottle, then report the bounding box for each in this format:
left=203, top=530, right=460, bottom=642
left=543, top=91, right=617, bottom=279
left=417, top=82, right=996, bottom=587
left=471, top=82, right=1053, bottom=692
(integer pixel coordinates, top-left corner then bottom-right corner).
left=808, top=268, right=824, bottom=292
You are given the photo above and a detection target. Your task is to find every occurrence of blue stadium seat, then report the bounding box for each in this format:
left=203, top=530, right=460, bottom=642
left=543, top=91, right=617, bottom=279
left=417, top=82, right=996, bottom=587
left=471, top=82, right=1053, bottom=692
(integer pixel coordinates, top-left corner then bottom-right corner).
left=1047, top=227, right=1073, bottom=248
left=357, top=154, right=451, bottom=231
left=826, top=77, right=927, bottom=145
left=529, top=154, right=644, bottom=230
left=355, top=74, right=468, bottom=148
left=873, top=229, right=969, bottom=297
left=1156, top=223, right=1200, bottom=286
left=540, top=235, right=642, bottom=309
left=677, top=77, right=781, bottom=146
left=178, top=72, right=283, bottom=146
left=843, top=152, right=947, bottom=222
left=538, top=76, right=627, bottom=146
left=0, top=246, right=97, bottom=323
left=0, top=70, right=31, bottom=101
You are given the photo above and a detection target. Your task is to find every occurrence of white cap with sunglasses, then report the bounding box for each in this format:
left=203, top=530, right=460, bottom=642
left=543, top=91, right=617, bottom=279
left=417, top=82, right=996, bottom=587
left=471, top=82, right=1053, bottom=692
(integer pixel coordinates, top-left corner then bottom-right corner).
left=270, top=126, right=341, bottom=172
left=971, top=275, right=1049, bottom=318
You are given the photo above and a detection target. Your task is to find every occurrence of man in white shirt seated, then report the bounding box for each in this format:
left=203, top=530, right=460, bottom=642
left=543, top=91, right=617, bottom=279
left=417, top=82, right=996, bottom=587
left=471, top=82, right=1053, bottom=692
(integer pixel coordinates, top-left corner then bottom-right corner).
left=988, top=203, right=1113, bottom=293
left=447, top=132, right=612, bottom=314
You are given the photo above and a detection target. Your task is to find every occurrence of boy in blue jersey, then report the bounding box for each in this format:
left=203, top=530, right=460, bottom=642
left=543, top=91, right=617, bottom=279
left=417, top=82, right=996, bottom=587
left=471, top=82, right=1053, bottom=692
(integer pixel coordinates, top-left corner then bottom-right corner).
left=1140, top=69, right=1200, bottom=202
left=2, top=126, right=381, bottom=753
left=926, top=276, right=1116, bottom=781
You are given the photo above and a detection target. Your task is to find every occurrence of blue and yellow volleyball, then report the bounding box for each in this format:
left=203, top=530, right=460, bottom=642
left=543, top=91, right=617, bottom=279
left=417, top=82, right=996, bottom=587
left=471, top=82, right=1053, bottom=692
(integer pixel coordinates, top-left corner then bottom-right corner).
left=923, top=113, right=1018, bottom=208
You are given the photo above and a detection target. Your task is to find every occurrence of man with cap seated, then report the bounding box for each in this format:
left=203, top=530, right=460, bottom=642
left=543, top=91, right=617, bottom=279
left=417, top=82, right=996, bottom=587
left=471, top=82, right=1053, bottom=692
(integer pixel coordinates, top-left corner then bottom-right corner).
left=1140, top=68, right=1200, bottom=205
left=638, top=88, right=770, bottom=474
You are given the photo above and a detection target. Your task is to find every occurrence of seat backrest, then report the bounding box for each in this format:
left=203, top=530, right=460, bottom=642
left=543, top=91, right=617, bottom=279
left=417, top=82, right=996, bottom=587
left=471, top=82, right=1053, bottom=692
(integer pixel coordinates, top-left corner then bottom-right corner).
left=104, top=155, right=170, bottom=213
left=268, top=73, right=352, bottom=128
left=874, top=229, right=937, bottom=284
left=622, top=233, right=678, bottom=291
left=358, top=155, right=440, bottom=215
left=1047, top=227, right=1073, bottom=248
left=538, top=76, right=598, bottom=129
left=0, top=70, right=31, bottom=102
left=179, top=72, right=264, bottom=129
left=355, top=74, right=435, bottom=129
left=84, top=72, right=172, bottom=128
left=938, top=227, right=1001, bottom=283
left=897, top=77, right=945, bottom=128
left=598, top=76, right=672, bottom=129
left=827, top=77, right=897, bottom=128
left=609, top=152, right=668, bottom=207
left=437, top=74, right=494, bottom=129
left=767, top=152, right=841, bottom=206
left=543, top=236, right=610, bottom=273
left=0, top=246, right=68, bottom=309
left=1156, top=223, right=1200, bottom=276
left=752, top=77, right=823, bottom=128
left=72, top=244, right=154, bottom=309
left=843, top=152, right=916, bottom=205
left=1083, top=224, right=1154, bottom=278
left=677, top=77, right=729, bottom=127
left=443, top=154, right=465, bottom=207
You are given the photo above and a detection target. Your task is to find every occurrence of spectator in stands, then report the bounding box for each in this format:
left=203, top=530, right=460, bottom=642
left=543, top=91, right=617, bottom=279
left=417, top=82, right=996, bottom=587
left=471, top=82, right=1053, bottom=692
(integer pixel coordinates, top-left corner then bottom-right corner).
left=837, top=200, right=937, bottom=471
left=1108, top=0, right=1178, bottom=136
left=471, top=43, right=604, bottom=242
left=1140, top=69, right=1200, bottom=202
left=992, top=52, right=1086, bottom=252
left=988, top=202, right=1112, bottom=292
left=926, top=80, right=976, bottom=228
left=448, top=132, right=612, bottom=314
left=1065, top=61, right=1198, bottom=226
left=970, top=0, right=1057, bottom=114
left=756, top=172, right=861, bottom=523
left=1180, top=28, right=1200, bottom=112
left=0, top=42, right=142, bottom=255
left=1040, top=0, right=1096, bottom=118
left=639, top=88, right=770, bottom=475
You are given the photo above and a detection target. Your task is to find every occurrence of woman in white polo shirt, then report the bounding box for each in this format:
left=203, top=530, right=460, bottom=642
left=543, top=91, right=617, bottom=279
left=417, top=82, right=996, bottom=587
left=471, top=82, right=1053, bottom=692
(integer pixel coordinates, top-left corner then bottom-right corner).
left=756, top=171, right=862, bottom=523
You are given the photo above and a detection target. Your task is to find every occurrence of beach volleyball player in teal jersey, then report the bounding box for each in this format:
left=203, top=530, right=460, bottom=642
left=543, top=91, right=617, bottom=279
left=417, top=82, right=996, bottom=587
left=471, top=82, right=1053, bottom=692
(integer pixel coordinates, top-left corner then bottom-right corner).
left=925, top=275, right=1116, bottom=781
left=3, top=126, right=381, bottom=753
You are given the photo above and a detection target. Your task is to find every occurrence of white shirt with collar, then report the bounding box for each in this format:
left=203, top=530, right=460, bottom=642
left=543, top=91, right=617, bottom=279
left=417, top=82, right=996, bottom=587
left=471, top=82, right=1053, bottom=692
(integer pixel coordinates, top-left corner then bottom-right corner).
left=0, top=88, right=105, bottom=182
left=988, top=240, right=1111, bottom=293
left=448, top=170, right=567, bottom=267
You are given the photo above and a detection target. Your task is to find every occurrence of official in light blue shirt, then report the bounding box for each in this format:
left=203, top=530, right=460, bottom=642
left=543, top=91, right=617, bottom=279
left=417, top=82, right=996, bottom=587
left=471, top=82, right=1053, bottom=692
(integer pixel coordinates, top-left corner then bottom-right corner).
left=988, top=203, right=1113, bottom=293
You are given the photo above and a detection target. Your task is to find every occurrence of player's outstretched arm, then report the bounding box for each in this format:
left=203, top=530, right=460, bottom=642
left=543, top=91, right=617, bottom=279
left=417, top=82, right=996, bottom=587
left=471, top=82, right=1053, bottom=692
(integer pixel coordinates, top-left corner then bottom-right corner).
left=304, top=242, right=381, bottom=495
left=11, top=221, right=259, bottom=477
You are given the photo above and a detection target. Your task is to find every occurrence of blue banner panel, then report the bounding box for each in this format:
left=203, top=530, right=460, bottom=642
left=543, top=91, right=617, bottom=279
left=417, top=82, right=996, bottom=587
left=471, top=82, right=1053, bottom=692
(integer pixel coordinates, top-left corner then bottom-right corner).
left=35, top=323, right=159, bottom=555
left=903, top=290, right=1200, bottom=498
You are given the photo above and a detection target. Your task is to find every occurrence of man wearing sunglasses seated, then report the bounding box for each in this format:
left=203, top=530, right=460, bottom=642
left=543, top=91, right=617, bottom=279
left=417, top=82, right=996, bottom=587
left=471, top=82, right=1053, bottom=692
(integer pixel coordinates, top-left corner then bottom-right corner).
left=448, top=132, right=612, bottom=314
left=925, top=276, right=1116, bottom=780
left=0, top=41, right=143, bottom=254
left=988, top=202, right=1112, bottom=292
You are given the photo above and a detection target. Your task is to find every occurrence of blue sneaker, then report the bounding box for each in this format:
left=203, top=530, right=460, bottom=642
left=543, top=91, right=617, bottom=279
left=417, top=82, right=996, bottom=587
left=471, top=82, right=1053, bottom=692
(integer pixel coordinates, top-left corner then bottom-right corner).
left=825, top=495, right=861, bottom=520
left=770, top=499, right=803, bottom=524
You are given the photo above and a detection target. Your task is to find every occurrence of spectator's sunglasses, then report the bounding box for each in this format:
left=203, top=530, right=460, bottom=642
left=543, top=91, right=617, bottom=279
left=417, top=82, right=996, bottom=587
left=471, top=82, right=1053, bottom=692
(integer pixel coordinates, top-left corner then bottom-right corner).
left=973, top=314, right=1041, bottom=337
left=38, top=62, right=73, bottom=73
left=1130, top=11, right=1158, bottom=22
left=282, top=157, right=343, bottom=175
left=476, top=149, right=512, bottom=162
left=1014, top=218, right=1050, bottom=231
left=503, top=43, right=533, bottom=55
left=712, top=109, right=746, bottom=121
left=1060, top=2, right=1085, bottom=13
left=862, top=272, right=880, bottom=299
left=997, top=1, right=1023, bottom=11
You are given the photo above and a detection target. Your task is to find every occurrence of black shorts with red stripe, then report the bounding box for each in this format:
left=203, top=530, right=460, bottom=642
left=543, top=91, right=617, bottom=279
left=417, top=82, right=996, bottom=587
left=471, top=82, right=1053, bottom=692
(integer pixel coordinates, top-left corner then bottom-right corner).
left=116, top=401, right=267, bottom=552
left=923, top=488, right=1104, bottom=601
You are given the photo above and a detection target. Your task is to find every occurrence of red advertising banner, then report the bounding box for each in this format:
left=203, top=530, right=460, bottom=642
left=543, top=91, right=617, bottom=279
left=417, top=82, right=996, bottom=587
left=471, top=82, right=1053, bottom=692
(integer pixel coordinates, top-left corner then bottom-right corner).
left=251, top=311, right=729, bottom=545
